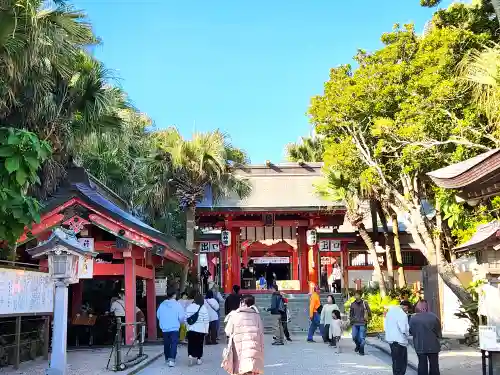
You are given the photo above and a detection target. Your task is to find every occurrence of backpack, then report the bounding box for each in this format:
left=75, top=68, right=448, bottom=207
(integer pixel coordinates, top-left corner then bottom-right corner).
left=186, top=305, right=202, bottom=325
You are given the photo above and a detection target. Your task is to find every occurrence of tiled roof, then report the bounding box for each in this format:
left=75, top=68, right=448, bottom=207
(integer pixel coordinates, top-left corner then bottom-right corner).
left=427, top=149, right=500, bottom=189
left=454, top=221, right=500, bottom=252
left=198, top=162, right=343, bottom=211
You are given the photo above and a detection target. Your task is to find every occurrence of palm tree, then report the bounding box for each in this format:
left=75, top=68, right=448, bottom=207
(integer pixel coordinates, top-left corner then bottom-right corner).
left=141, top=128, right=252, bottom=289
left=286, top=136, right=324, bottom=163
left=316, top=170, right=387, bottom=297
left=459, top=43, right=500, bottom=134
left=1, top=1, right=126, bottom=198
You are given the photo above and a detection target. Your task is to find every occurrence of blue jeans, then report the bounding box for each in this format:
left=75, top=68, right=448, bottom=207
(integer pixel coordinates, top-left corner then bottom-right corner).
left=163, top=331, right=179, bottom=361
left=352, top=324, right=366, bottom=349
left=307, top=312, right=321, bottom=341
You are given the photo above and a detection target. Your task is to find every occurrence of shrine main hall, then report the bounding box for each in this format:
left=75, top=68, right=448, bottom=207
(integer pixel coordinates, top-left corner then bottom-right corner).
left=195, top=162, right=426, bottom=294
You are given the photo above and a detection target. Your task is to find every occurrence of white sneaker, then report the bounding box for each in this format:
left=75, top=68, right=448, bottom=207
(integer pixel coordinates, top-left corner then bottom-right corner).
left=168, top=360, right=175, bottom=367
left=197, top=358, right=202, bottom=365
left=188, top=355, right=194, bottom=366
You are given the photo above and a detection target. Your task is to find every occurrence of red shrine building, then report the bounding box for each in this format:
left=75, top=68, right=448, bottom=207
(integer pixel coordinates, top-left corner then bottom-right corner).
left=195, top=162, right=426, bottom=294
left=15, top=166, right=191, bottom=345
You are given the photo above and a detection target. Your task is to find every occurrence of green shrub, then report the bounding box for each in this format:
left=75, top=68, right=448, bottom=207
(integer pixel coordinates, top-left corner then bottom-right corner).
left=344, top=288, right=418, bottom=333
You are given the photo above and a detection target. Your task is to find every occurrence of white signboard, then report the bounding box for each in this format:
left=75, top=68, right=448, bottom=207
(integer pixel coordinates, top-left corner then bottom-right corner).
left=0, top=268, right=54, bottom=316
left=77, top=238, right=94, bottom=279
left=319, top=240, right=342, bottom=252
left=199, top=242, right=220, bottom=253
left=330, top=240, right=341, bottom=251
left=479, top=326, right=500, bottom=351
left=251, top=257, right=289, bottom=264
left=319, top=240, right=330, bottom=252
left=155, top=279, right=167, bottom=296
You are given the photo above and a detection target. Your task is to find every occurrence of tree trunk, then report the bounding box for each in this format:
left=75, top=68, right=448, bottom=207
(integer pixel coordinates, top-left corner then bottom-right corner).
left=376, top=201, right=394, bottom=290
left=357, top=223, right=387, bottom=297
left=183, top=204, right=196, bottom=291
left=391, top=213, right=406, bottom=287
left=408, top=206, right=473, bottom=306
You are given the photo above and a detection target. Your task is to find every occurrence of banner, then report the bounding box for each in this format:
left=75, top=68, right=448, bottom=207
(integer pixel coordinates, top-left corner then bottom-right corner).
left=250, top=257, right=289, bottom=264
left=78, top=238, right=94, bottom=279
left=199, top=242, right=220, bottom=253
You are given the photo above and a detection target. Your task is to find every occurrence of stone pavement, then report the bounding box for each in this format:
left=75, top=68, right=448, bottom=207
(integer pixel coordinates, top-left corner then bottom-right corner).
left=0, top=345, right=163, bottom=375
left=137, top=335, right=397, bottom=375
left=366, top=336, right=482, bottom=375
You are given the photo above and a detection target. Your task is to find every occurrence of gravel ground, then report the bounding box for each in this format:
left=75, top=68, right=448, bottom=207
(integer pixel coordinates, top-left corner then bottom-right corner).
left=138, top=335, right=397, bottom=375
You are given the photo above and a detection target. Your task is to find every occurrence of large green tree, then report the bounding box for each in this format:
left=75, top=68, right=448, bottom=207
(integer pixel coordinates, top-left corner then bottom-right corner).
left=286, top=135, right=325, bottom=162
left=1, top=0, right=127, bottom=199
left=310, top=2, right=498, bottom=305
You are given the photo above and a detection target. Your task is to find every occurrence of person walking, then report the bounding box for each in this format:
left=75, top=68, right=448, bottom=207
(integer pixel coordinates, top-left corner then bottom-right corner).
left=332, top=263, right=342, bottom=293
left=156, top=289, right=185, bottom=367
left=268, top=284, right=285, bottom=345
left=208, top=282, right=224, bottom=339
left=185, top=293, right=210, bottom=366
left=225, top=285, right=242, bottom=315
left=223, top=295, right=264, bottom=375
left=384, top=304, right=410, bottom=375
left=307, top=286, right=322, bottom=343
left=205, top=290, right=220, bottom=345
left=409, top=300, right=441, bottom=375
left=281, top=293, right=292, bottom=342
left=320, top=295, right=340, bottom=343
left=349, top=290, right=371, bottom=355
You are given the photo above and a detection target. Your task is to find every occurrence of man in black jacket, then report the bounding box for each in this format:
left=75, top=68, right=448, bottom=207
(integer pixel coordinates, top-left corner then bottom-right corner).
left=268, top=284, right=285, bottom=345
left=224, top=285, right=241, bottom=315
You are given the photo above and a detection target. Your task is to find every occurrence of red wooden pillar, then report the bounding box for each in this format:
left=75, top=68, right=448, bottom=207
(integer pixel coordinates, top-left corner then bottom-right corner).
left=342, top=242, right=349, bottom=292
left=124, top=256, right=136, bottom=345
left=71, top=281, right=83, bottom=316
left=146, top=267, right=157, bottom=341
left=307, top=244, right=319, bottom=293
left=298, top=227, right=308, bottom=293
left=230, top=228, right=241, bottom=289
left=223, top=244, right=231, bottom=294
left=292, top=249, right=299, bottom=280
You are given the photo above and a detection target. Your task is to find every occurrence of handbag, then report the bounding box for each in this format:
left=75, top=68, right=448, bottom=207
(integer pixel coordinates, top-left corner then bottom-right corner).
left=221, top=334, right=236, bottom=374
left=187, top=305, right=202, bottom=325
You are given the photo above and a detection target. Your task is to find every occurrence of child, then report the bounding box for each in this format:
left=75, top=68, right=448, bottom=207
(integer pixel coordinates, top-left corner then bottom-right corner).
left=329, top=309, right=342, bottom=353
left=178, top=291, right=191, bottom=344
left=258, top=275, right=266, bottom=290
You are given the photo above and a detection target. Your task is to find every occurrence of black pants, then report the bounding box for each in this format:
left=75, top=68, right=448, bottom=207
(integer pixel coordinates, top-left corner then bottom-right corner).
left=205, top=321, right=218, bottom=344
left=417, top=353, right=440, bottom=375
left=390, top=342, right=408, bottom=375
left=187, top=331, right=205, bottom=359
left=332, top=279, right=341, bottom=293
left=282, top=320, right=291, bottom=340
left=322, top=324, right=330, bottom=342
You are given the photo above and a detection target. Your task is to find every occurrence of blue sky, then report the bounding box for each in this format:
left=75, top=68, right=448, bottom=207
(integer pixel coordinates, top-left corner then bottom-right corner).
left=74, top=0, right=453, bottom=164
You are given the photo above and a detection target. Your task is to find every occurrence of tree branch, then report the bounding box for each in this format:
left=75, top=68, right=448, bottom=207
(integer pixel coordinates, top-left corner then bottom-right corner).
left=396, top=138, right=492, bottom=151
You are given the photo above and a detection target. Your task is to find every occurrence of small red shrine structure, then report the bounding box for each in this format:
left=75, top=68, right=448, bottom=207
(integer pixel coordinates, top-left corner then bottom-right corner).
left=16, top=166, right=191, bottom=344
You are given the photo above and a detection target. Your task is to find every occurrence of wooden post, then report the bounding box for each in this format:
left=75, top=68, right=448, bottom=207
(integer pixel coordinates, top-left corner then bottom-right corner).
left=124, top=256, right=136, bottom=346
left=14, top=316, right=21, bottom=369
left=342, top=242, right=349, bottom=294
left=230, top=228, right=241, bottom=289
left=43, top=316, right=50, bottom=360
left=298, top=227, right=308, bottom=293
left=292, top=249, right=299, bottom=280
left=146, top=267, right=157, bottom=341
left=308, top=245, right=318, bottom=293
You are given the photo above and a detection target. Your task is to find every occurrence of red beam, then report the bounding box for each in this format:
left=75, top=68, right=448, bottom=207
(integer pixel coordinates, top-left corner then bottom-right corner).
left=18, top=213, right=65, bottom=243
left=93, top=263, right=124, bottom=276
left=74, top=198, right=189, bottom=264
left=135, top=265, right=154, bottom=279
left=346, top=266, right=422, bottom=271
left=89, top=214, right=153, bottom=248
left=226, top=220, right=264, bottom=229
left=275, top=219, right=309, bottom=227
left=94, top=241, right=117, bottom=253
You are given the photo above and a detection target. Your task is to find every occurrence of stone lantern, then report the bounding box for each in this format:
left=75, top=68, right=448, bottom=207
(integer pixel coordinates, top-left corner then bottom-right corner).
left=27, top=228, right=97, bottom=375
